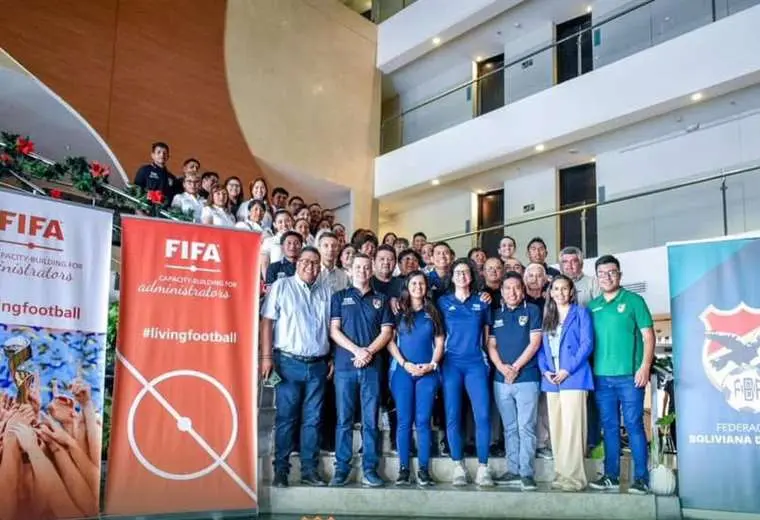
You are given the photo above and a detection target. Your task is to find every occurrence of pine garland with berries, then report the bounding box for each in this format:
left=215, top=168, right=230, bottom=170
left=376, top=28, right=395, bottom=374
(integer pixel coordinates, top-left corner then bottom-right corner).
left=0, top=132, right=193, bottom=222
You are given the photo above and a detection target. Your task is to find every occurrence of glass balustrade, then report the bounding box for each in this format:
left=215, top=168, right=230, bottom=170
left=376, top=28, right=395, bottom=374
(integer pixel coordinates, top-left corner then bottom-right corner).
left=380, top=0, right=760, bottom=153
left=432, top=166, right=760, bottom=258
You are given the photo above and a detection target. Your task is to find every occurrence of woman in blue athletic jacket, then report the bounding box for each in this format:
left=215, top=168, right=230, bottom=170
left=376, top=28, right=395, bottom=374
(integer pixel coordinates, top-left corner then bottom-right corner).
left=437, top=258, right=494, bottom=488
left=387, top=270, right=444, bottom=487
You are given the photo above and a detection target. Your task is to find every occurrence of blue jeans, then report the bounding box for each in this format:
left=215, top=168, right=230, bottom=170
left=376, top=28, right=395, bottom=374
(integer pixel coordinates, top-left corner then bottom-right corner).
left=390, top=367, right=439, bottom=469
left=493, top=381, right=539, bottom=477
left=273, top=353, right=328, bottom=475
left=334, top=366, right=381, bottom=473
left=442, top=361, right=491, bottom=464
left=594, top=375, right=648, bottom=482
left=587, top=392, right=602, bottom=449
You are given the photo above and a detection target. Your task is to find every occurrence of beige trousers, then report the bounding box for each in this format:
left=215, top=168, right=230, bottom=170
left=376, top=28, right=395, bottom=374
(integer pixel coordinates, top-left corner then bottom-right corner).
left=547, top=390, right=588, bottom=491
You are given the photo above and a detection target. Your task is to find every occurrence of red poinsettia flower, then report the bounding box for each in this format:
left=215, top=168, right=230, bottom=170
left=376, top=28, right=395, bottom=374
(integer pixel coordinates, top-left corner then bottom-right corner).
left=49, top=189, right=63, bottom=199
left=16, top=137, right=35, bottom=156
left=89, top=161, right=110, bottom=179
left=0, top=153, right=12, bottom=165
left=146, top=190, right=164, bottom=204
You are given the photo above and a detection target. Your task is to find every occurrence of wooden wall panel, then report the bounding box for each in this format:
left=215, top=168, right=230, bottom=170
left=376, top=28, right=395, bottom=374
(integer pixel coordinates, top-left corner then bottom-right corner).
left=0, top=0, right=118, bottom=136
left=0, top=0, right=262, bottom=185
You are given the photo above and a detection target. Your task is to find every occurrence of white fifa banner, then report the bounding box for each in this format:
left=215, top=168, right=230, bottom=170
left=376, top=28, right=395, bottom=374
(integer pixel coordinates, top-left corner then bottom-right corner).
left=0, top=189, right=112, bottom=519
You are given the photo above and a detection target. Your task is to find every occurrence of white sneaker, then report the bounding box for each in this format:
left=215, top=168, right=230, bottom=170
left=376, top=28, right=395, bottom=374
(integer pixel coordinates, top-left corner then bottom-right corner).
left=475, top=464, right=494, bottom=487
left=452, top=461, right=468, bottom=486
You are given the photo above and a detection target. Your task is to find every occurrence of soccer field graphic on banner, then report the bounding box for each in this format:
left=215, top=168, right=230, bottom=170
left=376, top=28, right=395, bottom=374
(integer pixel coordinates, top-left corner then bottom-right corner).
left=105, top=216, right=261, bottom=517
left=668, top=235, right=760, bottom=515
left=0, top=189, right=112, bottom=520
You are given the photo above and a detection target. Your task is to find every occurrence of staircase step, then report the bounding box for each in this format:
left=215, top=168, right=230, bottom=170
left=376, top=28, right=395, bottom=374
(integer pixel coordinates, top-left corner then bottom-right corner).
left=258, top=482, right=668, bottom=519
left=258, top=453, right=630, bottom=485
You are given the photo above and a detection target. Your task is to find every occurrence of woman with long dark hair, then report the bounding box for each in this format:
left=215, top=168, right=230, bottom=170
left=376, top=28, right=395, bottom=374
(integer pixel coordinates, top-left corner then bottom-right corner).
left=387, top=271, right=444, bottom=487
left=437, top=258, right=493, bottom=487
left=539, top=274, right=594, bottom=491
left=224, top=176, right=244, bottom=216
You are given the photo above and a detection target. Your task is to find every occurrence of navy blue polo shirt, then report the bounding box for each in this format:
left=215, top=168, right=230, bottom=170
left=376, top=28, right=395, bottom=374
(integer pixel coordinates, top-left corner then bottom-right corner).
left=490, top=300, right=542, bottom=383
left=427, top=270, right=451, bottom=302
left=265, top=258, right=296, bottom=285
left=396, top=310, right=438, bottom=365
left=330, top=287, right=394, bottom=371
left=437, top=293, right=491, bottom=365
left=371, top=276, right=402, bottom=298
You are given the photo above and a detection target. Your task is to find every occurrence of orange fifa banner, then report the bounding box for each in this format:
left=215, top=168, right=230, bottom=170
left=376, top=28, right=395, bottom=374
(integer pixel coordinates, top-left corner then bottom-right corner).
left=105, top=216, right=261, bottom=516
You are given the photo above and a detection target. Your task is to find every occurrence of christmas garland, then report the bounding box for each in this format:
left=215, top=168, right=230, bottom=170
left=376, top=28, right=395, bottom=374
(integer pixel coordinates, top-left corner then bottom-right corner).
left=0, top=132, right=193, bottom=222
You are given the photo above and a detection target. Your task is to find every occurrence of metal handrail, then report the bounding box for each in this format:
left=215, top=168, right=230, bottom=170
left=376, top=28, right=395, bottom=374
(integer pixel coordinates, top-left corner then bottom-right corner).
left=0, top=147, right=181, bottom=221
left=382, top=0, right=655, bottom=125
left=434, top=163, right=760, bottom=243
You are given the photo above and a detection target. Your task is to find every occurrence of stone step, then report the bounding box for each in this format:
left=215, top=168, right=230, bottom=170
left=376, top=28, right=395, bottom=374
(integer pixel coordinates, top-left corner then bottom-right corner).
left=257, top=482, right=674, bottom=520
left=258, top=453, right=631, bottom=485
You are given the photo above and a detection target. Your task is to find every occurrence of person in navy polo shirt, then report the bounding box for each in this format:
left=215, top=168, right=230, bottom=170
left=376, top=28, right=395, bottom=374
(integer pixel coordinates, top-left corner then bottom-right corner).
left=386, top=271, right=444, bottom=487
left=438, top=258, right=494, bottom=488
left=487, top=272, right=542, bottom=491
left=329, top=253, right=394, bottom=488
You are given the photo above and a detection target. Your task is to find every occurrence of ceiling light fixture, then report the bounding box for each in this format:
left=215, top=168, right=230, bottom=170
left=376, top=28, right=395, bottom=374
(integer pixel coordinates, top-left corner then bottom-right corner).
left=586, top=5, right=592, bottom=13
left=475, top=56, right=484, bottom=62
left=691, top=92, right=704, bottom=102
left=535, top=144, right=546, bottom=152
left=432, top=37, right=442, bottom=46
left=431, top=179, right=440, bottom=186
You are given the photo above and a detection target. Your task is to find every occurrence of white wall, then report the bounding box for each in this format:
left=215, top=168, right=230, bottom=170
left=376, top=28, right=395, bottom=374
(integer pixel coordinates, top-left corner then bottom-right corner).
left=376, top=4, right=760, bottom=197
left=596, top=108, right=760, bottom=254
left=504, top=21, right=553, bottom=103
left=377, top=0, right=526, bottom=73
left=399, top=62, right=473, bottom=146
left=379, top=189, right=475, bottom=257
left=503, top=167, right=557, bottom=265
left=476, top=85, right=760, bottom=263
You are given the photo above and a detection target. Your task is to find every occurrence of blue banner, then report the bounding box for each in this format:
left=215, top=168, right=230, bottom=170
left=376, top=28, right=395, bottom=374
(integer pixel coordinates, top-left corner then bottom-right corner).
left=668, top=237, right=760, bottom=514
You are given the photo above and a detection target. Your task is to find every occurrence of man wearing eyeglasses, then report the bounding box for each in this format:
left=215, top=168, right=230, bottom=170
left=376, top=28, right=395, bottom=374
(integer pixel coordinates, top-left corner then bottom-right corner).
left=260, top=247, right=333, bottom=488
left=588, top=254, right=655, bottom=495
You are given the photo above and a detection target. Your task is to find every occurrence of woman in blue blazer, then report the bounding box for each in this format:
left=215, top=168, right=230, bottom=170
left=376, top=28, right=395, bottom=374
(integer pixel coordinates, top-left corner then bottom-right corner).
left=538, top=274, right=594, bottom=491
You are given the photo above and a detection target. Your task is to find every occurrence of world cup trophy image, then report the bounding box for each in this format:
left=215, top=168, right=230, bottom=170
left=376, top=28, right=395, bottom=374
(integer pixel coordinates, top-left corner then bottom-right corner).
left=3, top=335, right=33, bottom=403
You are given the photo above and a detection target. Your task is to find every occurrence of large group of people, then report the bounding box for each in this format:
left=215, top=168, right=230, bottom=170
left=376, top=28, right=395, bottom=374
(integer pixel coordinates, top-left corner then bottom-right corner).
left=134, top=141, right=656, bottom=495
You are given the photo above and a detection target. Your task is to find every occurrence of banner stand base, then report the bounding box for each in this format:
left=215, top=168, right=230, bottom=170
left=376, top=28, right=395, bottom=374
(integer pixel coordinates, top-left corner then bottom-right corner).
left=100, top=509, right=258, bottom=520
left=682, top=509, right=760, bottom=520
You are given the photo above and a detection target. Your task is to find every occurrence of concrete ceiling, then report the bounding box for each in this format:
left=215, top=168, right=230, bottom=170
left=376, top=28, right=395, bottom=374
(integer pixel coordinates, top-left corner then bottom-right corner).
left=256, top=157, right=351, bottom=210
left=0, top=60, right=129, bottom=187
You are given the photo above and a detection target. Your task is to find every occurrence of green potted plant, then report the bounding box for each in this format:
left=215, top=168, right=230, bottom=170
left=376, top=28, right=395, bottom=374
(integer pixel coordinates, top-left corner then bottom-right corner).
left=650, top=412, right=677, bottom=495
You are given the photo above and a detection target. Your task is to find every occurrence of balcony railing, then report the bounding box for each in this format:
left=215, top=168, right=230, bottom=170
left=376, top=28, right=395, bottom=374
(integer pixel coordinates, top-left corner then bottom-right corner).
left=431, top=163, right=760, bottom=259
left=380, top=0, right=760, bottom=153
left=371, top=0, right=417, bottom=24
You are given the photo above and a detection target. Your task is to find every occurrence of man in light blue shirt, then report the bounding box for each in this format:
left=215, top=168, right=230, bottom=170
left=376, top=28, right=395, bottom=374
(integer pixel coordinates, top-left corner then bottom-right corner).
left=261, top=246, right=333, bottom=488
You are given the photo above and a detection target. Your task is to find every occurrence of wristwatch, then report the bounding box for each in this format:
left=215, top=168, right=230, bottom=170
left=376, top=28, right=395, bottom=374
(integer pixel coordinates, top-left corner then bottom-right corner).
left=430, top=361, right=439, bottom=371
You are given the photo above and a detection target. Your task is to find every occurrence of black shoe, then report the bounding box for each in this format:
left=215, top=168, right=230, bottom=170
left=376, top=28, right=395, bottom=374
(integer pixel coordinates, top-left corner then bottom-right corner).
left=494, top=471, right=521, bottom=487
left=628, top=479, right=649, bottom=495
left=521, top=476, right=537, bottom=491
left=301, top=472, right=327, bottom=487
left=589, top=475, right=620, bottom=491
left=273, top=472, right=289, bottom=488
left=417, top=468, right=434, bottom=487
left=489, top=442, right=505, bottom=458
left=395, top=466, right=411, bottom=486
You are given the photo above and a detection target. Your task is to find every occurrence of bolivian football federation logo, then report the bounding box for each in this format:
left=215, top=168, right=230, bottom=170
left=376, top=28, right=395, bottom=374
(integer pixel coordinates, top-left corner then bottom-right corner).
left=700, top=302, right=760, bottom=413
